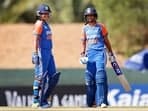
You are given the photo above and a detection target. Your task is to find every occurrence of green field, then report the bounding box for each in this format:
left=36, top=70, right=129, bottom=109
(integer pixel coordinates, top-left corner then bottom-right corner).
left=0, top=107, right=148, bottom=111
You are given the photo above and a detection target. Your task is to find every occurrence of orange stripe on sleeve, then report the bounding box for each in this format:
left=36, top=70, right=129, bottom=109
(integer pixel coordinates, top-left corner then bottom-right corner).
left=99, top=23, right=108, bottom=37
left=34, top=20, right=43, bottom=35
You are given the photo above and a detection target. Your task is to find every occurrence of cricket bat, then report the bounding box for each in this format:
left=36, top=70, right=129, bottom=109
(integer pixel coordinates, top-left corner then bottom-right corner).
left=110, top=59, right=131, bottom=92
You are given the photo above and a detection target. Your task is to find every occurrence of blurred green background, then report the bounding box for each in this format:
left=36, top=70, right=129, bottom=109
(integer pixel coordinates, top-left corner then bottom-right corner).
left=0, top=0, right=148, bottom=56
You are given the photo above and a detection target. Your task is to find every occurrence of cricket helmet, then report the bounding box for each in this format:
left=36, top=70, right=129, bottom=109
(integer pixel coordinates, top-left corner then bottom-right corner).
left=84, top=7, right=98, bottom=18
left=36, top=4, right=51, bottom=16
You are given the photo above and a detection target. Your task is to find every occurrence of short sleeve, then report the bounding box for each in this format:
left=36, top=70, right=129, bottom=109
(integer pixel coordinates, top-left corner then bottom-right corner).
left=99, top=23, right=108, bottom=37
left=33, top=20, right=43, bottom=36
left=81, top=26, right=86, bottom=41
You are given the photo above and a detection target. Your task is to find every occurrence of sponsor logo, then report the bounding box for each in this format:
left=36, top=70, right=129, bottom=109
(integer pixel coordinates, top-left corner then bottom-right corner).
left=4, top=88, right=148, bottom=107
left=108, top=89, right=148, bottom=106
left=5, top=91, right=32, bottom=107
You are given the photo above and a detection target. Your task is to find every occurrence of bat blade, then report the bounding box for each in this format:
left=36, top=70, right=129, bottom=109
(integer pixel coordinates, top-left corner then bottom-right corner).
left=117, top=74, right=131, bottom=92
left=110, top=60, right=131, bottom=92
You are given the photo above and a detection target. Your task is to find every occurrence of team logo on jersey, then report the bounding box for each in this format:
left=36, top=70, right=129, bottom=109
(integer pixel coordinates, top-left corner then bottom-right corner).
left=46, top=31, right=52, bottom=39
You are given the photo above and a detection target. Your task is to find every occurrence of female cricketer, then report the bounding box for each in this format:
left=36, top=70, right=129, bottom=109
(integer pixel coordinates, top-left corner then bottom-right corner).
left=32, top=4, right=60, bottom=108
left=80, top=7, right=115, bottom=108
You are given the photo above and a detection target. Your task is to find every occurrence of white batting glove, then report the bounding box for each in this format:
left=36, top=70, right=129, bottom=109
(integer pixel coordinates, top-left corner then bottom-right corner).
left=32, top=52, right=40, bottom=65
left=79, top=56, right=88, bottom=64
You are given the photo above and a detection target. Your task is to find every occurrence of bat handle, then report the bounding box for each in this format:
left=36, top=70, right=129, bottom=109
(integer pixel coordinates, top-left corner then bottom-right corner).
left=111, top=61, right=122, bottom=75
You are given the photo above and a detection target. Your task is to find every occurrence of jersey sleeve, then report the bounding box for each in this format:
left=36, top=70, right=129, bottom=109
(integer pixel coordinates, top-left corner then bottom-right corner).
left=100, top=23, right=108, bottom=37
left=33, top=20, right=43, bottom=36
left=81, top=26, right=86, bottom=41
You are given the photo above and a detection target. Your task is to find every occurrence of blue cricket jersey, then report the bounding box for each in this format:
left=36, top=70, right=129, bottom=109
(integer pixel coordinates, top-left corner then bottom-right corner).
left=39, top=22, right=52, bottom=50
left=83, top=24, right=105, bottom=51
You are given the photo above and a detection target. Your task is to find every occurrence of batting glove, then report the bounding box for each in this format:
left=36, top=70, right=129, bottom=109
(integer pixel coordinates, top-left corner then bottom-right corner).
left=79, top=56, right=88, bottom=64
left=32, top=52, right=40, bottom=65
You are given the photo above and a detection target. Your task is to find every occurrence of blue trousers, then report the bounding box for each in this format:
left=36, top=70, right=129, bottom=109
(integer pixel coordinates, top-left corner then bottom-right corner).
left=33, top=49, right=56, bottom=104
left=85, top=49, right=108, bottom=107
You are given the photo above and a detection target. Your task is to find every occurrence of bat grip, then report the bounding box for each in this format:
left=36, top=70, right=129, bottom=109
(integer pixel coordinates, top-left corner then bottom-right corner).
left=111, top=61, right=122, bottom=76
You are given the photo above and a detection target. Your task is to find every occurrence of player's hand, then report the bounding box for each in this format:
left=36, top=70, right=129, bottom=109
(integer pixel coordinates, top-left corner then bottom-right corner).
left=79, top=56, right=88, bottom=64
left=108, top=52, right=116, bottom=62
left=32, top=52, right=40, bottom=65
left=80, top=51, right=85, bottom=57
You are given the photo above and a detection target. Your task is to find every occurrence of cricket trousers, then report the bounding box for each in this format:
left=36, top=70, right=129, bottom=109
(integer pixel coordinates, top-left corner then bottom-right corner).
left=33, top=49, right=56, bottom=104
left=85, top=49, right=108, bottom=107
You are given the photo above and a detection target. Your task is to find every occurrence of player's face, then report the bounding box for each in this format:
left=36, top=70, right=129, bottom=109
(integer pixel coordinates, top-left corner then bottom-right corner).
left=86, top=14, right=96, bottom=23
left=40, top=12, right=51, bottom=21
